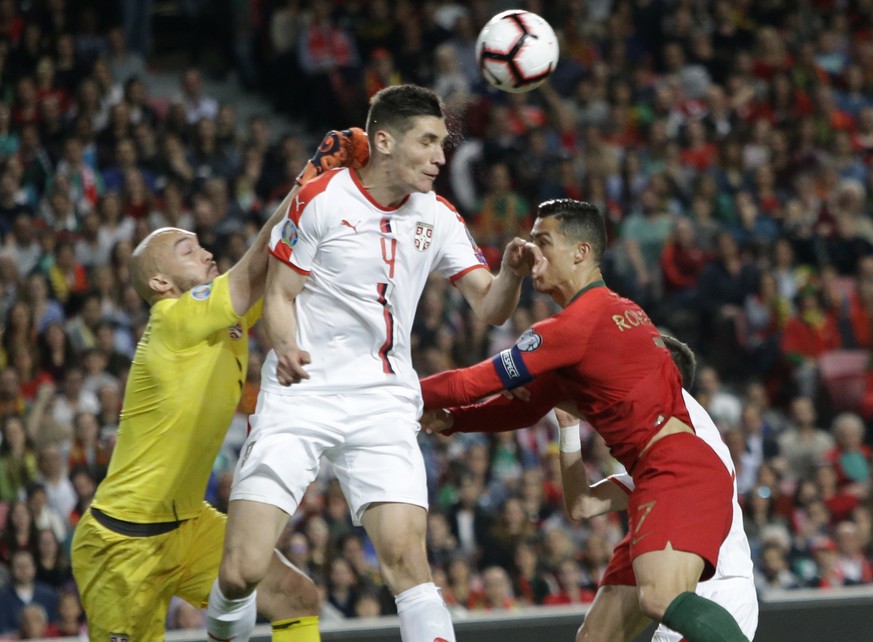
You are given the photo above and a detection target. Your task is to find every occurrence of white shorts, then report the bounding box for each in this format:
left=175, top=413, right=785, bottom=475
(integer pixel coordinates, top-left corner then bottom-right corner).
left=230, top=390, right=428, bottom=525
left=652, top=575, right=758, bottom=642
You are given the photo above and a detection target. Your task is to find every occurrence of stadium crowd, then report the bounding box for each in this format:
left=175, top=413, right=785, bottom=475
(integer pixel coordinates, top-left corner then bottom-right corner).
left=0, top=0, right=872, bottom=637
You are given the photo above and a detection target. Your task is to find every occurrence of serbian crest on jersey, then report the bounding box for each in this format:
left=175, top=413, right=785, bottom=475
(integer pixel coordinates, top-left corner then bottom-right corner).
left=516, top=328, right=542, bottom=352
left=281, top=219, right=299, bottom=247
left=414, top=222, right=433, bottom=251
left=228, top=322, right=243, bottom=340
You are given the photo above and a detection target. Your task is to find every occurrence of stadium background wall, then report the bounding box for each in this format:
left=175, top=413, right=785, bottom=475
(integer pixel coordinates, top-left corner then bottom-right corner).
left=157, top=585, right=873, bottom=642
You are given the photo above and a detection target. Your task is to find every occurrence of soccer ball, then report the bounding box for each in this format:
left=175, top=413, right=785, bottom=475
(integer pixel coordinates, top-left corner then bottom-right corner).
left=476, top=10, right=559, bottom=94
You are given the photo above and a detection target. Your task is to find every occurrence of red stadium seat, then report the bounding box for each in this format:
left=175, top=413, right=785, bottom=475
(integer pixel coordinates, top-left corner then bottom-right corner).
left=818, top=349, right=871, bottom=412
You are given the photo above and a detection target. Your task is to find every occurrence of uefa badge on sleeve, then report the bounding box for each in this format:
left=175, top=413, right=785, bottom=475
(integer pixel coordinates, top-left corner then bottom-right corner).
left=282, top=219, right=299, bottom=248
left=414, top=222, right=433, bottom=252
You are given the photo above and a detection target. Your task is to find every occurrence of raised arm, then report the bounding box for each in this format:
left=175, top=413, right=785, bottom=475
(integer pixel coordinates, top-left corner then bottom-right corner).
left=227, top=128, right=369, bottom=317
left=454, top=238, right=543, bottom=325
left=226, top=187, right=299, bottom=317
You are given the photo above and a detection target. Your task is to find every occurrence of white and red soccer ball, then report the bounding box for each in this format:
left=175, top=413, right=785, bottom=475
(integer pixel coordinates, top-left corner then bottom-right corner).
left=476, top=10, right=560, bottom=94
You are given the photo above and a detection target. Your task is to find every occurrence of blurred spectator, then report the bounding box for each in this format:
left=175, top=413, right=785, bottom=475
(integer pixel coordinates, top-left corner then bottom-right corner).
left=446, top=472, right=492, bottom=562
left=833, top=521, right=873, bottom=585
left=0, top=548, right=58, bottom=633
left=468, top=565, right=516, bottom=611
left=510, top=539, right=550, bottom=606
left=32, top=527, right=71, bottom=590
left=176, top=66, right=218, bottom=125
left=54, top=591, right=86, bottom=637
left=542, top=558, right=595, bottom=605
left=34, top=444, right=76, bottom=522
left=778, top=396, right=836, bottom=483
left=779, top=286, right=842, bottom=400
left=107, top=25, right=145, bottom=84
left=26, top=483, right=65, bottom=544
left=824, top=412, right=872, bottom=489
left=754, top=540, right=801, bottom=593
left=0, top=500, right=37, bottom=564
left=16, top=602, right=56, bottom=640
left=0, top=415, right=37, bottom=502
left=325, top=557, right=360, bottom=619
left=297, top=0, right=361, bottom=131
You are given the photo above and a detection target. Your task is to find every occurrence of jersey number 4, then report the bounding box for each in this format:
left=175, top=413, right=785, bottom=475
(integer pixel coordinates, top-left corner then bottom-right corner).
left=377, top=234, right=398, bottom=373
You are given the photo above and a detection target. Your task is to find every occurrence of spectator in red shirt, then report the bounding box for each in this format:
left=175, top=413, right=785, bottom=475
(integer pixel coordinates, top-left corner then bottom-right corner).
left=780, top=284, right=843, bottom=399
left=542, top=558, right=596, bottom=606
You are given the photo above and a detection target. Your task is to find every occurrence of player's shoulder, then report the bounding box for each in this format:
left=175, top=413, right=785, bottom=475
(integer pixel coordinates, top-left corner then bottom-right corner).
left=423, top=192, right=465, bottom=224
left=296, top=169, right=348, bottom=206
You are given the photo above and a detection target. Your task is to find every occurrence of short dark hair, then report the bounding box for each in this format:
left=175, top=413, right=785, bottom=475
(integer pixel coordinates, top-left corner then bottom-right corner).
left=536, top=199, right=606, bottom=261
left=661, top=334, right=696, bottom=388
left=366, top=84, right=444, bottom=138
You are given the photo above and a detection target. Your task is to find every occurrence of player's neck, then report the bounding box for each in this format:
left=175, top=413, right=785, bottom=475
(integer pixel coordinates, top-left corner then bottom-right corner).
left=559, top=267, right=604, bottom=308
left=355, top=165, right=410, bottom=208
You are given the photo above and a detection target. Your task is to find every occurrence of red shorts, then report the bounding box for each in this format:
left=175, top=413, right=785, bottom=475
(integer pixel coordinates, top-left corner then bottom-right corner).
left=601, top=432, right=733, bottom=586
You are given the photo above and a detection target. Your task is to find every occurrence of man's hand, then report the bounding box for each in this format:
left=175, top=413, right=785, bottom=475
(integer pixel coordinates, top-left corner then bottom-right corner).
left=501, top=237, right=545, bottom=278
left=500, top=386, right=531, bottom=402
left=554, top=407, right=579, bottom=428
left=296, top=128, right=369, bottom=187
left=420, top=408, right=455, bottom=435
left=276, top=348, right=312, bottom=386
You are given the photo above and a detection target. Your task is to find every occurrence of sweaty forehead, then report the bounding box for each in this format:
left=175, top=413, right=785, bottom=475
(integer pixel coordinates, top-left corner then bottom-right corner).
left=531, top=216, right=560, bottom=239
left=405, top=115, right=448, bottom=140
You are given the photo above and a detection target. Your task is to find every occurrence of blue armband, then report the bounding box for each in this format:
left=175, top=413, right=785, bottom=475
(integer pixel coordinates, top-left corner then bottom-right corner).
left=492, top=346, right=534, bottom=390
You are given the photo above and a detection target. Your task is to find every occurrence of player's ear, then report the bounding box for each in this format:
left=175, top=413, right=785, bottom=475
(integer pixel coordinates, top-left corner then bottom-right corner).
left=574, top=242, right=590, bottom=263
left=372, top=129, right=394, bottom=156
left=148, top=273, right=173, bottom=295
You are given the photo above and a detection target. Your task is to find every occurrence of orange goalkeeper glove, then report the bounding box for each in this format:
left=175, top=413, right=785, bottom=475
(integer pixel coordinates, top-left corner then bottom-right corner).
left=295, top=127, right=369, bottom=187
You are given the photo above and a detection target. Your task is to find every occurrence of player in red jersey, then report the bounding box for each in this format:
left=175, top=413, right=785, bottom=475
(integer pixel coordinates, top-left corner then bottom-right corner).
left=422, top=335, right=758, bottom=642
left=421, top=199, right=749, bottom=642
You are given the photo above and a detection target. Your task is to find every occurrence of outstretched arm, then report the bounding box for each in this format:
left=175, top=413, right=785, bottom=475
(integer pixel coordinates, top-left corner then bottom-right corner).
left=421, top=372, right=567, bottom=435
left=455, top=238, right=544, bottom=325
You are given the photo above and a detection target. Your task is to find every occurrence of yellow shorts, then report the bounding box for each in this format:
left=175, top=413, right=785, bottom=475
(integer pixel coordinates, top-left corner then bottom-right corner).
left=71, top=502, right=225, bottom=642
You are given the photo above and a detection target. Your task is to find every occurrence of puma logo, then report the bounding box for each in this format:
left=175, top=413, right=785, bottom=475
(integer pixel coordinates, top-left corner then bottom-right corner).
left=341, top=219, right=360, bottom=233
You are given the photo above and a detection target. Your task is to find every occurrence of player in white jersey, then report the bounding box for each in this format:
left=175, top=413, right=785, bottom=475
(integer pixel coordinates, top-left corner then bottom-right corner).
left=206, top=85, right=542, bottom=642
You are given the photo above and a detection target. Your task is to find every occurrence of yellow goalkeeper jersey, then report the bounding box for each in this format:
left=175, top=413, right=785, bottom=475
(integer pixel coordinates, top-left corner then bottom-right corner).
left=91, top=272, right=261, bottom=523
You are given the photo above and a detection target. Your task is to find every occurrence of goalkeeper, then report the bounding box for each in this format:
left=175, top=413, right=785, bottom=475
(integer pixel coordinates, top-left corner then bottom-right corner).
left=70, top=129, right=367, bottom=642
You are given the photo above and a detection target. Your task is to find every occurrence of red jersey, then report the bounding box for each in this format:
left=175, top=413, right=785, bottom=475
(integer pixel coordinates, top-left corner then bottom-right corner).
left=421, top=282, right=691, bottom=471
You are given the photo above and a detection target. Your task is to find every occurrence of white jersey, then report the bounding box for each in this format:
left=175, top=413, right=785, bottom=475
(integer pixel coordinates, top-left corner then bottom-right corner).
left=265, top=168, right=488, bottom=398
left=611, top=390, right=754, bottom=581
